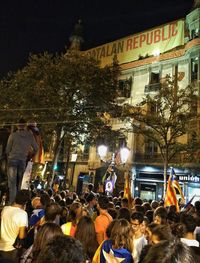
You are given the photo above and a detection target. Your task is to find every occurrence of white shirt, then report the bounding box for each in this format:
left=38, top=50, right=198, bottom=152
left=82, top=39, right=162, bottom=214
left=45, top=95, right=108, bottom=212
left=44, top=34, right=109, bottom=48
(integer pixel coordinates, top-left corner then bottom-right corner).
left=181, top=238, right=200, bottom=247
left=133, top=235, right=148, bottom=263
left=0, top=206, right=28, bottom=251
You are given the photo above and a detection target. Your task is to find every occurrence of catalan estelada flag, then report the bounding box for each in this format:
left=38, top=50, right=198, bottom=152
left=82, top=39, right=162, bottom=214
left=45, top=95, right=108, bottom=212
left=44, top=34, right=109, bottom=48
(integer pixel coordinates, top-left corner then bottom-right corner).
left=92, top=239, right=133, bottom=263
left=123, top=172, right=132, bottom=208
left=164, top=168, right=184, bottom=212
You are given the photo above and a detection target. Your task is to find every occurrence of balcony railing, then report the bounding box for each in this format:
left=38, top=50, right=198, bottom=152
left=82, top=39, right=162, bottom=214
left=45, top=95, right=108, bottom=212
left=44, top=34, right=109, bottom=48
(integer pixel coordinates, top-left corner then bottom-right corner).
left=144, top=83, right=161, bottom=93
left=133, top=153, right=186, bottom=163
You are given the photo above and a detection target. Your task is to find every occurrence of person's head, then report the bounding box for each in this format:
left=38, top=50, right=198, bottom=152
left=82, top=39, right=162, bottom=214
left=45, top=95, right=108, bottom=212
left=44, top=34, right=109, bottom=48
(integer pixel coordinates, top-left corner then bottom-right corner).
left=142, top=202, right=152, bottom=213
left=32, top=222, right=63, bottom=260
left=68, top=201, right=82, bottom=223
left=151, top=200, right=159, bottom=210
left=134, top=205, right=145, bottom=215
left=150, top=224, right=173, bottom=244
left=31, top=197, right=42, bottom=209
left=145, top=210, right=154, bottom=223
left=121, top=197, right=129, bottom=208
left=97, top=195, right=109, bottom=210
left=106, top=219, right=118, bottom=238
left=131, top=211, right=144, bottom=234
left=75, top=216, right=98, bottom=260
left=134, top=197, right=143, bottom=206
left=110, top=218, right=133, bottom=253
left=36, top=235, right=85, bottom=263
left=88, top=183, right=94, bottom=192
left=17, top=117, right=27, bottom=130
left=154, top=206, right=167, bottom=224
left=45, top=203, right=62, bottom=222
left=145, top=222, right=158, bottom=243
left=167, top=211, right=180, bottom=225
left=180, top=213, right=197, bottom=235
left=40, top=192, right=51, bottom=207
left=141, top=216, right=149, bottom=235
left=117, top=207, right=131, bottom=222
left=142, top=239, right=195, bottom=263
left=194, top=201, right=200, bottom=212
left=14, top=189, right=30, bottom=206
left=86, top=193, right=97, bottom=207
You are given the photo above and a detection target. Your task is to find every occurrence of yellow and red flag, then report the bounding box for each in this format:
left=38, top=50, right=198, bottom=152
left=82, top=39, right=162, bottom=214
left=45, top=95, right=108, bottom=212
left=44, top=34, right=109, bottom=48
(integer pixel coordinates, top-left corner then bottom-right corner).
left=164, top=168, right=185, bottom=212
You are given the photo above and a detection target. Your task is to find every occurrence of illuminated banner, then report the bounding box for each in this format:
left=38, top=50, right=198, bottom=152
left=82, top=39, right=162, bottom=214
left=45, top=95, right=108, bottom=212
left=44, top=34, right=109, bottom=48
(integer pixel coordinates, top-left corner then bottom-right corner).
left=85, top=20, right=185, bottom=67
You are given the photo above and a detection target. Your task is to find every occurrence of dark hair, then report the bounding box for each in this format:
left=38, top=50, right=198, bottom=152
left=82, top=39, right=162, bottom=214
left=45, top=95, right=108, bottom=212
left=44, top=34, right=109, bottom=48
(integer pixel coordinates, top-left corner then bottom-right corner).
left=195, top=201, right=200, bottom=212
left=32, top=223, right=63, bottom=261
left=45, top=203, right=62, bottom=222
left=154, top=207, right=167, bottom=224
left=18, top=118, right=26, bottom=124
left=86, top=193, right=96, bottom=203
left=15, top=190, right=30, bottom=205
left=108, top=208, right=118, bottom=219
left=131, top=211, right=144, bottom=224
left=40, top=192, right=51, bottom=207
left=180, top=213, right=197, bottom=233
left=118, top=207, right=131, bottom=222
left=98, top=195, right=109, bottom=210
left=142, top=202, right=152, bottom=213
left=88, top=183, right=94, bottom=192
left=142, top=239, right=195, bottom=263
left=36, top=235, right=85, bottom=263
left=135, top=205, right=145, bottom=215
left=134, top=197, right=143, bottom=206
left=151, top=224, right=173, bottom=243
left=121, top=198, right=128, bottom=206
left=145, top=210, right=154, bottom=223
left=75, top=216, right=98, bottom=261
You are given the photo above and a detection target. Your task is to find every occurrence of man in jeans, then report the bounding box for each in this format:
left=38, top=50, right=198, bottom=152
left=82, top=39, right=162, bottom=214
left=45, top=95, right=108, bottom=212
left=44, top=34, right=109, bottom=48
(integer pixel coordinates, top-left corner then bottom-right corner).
left=6, top=118, right=38, bottom=204
left=0, top=190, right=30, bottom=262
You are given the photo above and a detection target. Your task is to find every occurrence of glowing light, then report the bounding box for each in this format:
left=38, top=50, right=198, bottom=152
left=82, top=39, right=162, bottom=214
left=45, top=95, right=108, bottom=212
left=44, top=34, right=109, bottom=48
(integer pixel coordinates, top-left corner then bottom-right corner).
left=120, top=147, right=130, bottom=164
left=98, top=145, right=108, bottom=159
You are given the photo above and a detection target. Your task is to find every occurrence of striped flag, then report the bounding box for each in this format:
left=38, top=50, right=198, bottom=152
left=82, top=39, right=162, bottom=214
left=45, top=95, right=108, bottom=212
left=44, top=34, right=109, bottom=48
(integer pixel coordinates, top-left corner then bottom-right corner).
left=182, top=195, right=196, bottom=210
left=164, top=168, right=182, bottom=212
left=123, top=172, right=132, bottom=208
left=171, top=168, right=185, bottom=203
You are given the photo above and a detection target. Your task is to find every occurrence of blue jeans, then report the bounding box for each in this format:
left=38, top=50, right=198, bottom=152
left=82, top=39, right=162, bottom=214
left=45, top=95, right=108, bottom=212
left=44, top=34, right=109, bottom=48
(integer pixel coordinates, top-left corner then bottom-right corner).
left=7, top=159, right=26, bottom=203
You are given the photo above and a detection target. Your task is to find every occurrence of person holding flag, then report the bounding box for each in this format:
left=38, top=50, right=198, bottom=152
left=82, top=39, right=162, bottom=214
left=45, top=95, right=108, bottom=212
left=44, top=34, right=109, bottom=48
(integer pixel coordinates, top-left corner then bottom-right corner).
left=164, top=167, right=185, bottom=212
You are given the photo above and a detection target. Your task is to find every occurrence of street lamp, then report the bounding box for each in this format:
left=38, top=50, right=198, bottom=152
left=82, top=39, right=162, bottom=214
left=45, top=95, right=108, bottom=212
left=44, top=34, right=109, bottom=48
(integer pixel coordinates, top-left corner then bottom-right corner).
left=70, top=153, right=77, bottom=188
left=97, top=145, right=108, bottom=160
left=120, top=147, right=130, bottom=164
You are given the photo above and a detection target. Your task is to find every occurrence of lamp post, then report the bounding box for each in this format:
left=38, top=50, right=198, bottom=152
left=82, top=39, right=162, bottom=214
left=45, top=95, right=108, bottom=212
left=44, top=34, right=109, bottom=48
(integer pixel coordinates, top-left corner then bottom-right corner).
left=70, top=153, right=77, bottom=188
left=97, top=144, right=130, bottom=194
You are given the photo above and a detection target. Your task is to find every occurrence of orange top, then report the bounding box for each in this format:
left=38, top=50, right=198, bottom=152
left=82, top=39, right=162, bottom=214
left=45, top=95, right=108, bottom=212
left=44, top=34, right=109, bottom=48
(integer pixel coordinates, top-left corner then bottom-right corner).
left=95, top=211, right=112, bottom=244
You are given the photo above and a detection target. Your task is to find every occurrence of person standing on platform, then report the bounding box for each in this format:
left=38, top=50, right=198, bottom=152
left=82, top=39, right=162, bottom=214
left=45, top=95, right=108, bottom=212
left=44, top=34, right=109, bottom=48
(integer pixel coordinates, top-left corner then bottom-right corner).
left=6, top=118, right=38, bottom=204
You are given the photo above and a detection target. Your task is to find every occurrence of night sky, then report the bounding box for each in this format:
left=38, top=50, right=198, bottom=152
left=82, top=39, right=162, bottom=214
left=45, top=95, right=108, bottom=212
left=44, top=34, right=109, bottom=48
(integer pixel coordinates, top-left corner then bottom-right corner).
left=0, top=0, right=194, bottom=77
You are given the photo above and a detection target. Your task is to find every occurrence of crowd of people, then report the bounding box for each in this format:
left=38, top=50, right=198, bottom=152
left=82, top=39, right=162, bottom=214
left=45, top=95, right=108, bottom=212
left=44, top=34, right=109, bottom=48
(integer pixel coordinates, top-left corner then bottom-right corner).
left=0, top=118, right=200, bottom=262
left=0, top=184, right=200, bottom=263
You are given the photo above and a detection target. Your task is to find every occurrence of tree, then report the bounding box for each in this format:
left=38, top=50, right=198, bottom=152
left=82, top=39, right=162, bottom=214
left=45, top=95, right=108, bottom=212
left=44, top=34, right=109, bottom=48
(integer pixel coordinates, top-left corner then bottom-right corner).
left=123, top=74, right=198, bottom=196
left=0, top=50, right=123, bottom=185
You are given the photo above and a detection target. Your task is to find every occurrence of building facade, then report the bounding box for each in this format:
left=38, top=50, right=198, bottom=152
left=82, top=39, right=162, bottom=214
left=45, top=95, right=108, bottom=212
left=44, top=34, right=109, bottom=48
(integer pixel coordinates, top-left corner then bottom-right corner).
left=72, top=6, right=200, bottom=201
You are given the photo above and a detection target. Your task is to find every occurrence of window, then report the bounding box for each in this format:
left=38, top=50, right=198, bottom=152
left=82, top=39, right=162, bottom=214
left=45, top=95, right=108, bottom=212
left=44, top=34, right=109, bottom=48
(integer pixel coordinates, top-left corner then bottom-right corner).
left=117, top=77, right=132, bottom=98
left=150, top=72, right=160, bottom=84
left=145, top=138, right=158, bottom=155
left=145, top=70, right=160, bottom=93
left=191, top=57, right=198, bottom=81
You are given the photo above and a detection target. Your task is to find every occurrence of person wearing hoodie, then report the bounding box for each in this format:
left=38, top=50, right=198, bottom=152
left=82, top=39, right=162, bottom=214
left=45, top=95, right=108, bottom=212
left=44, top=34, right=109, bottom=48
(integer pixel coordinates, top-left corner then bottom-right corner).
left=6, top=118, right=38, bottom=204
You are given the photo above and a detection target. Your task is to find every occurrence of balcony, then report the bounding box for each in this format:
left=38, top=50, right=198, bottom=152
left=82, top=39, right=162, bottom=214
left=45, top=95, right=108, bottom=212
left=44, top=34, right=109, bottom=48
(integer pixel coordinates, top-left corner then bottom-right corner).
left=144, top=83, right=161, bottom=93
left=133, top=153, right=186, bottom=164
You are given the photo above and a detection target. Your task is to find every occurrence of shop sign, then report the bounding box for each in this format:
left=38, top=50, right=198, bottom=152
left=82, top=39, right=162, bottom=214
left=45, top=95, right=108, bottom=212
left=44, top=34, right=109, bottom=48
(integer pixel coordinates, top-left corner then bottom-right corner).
left=178, top=175, right=200, bottom=183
